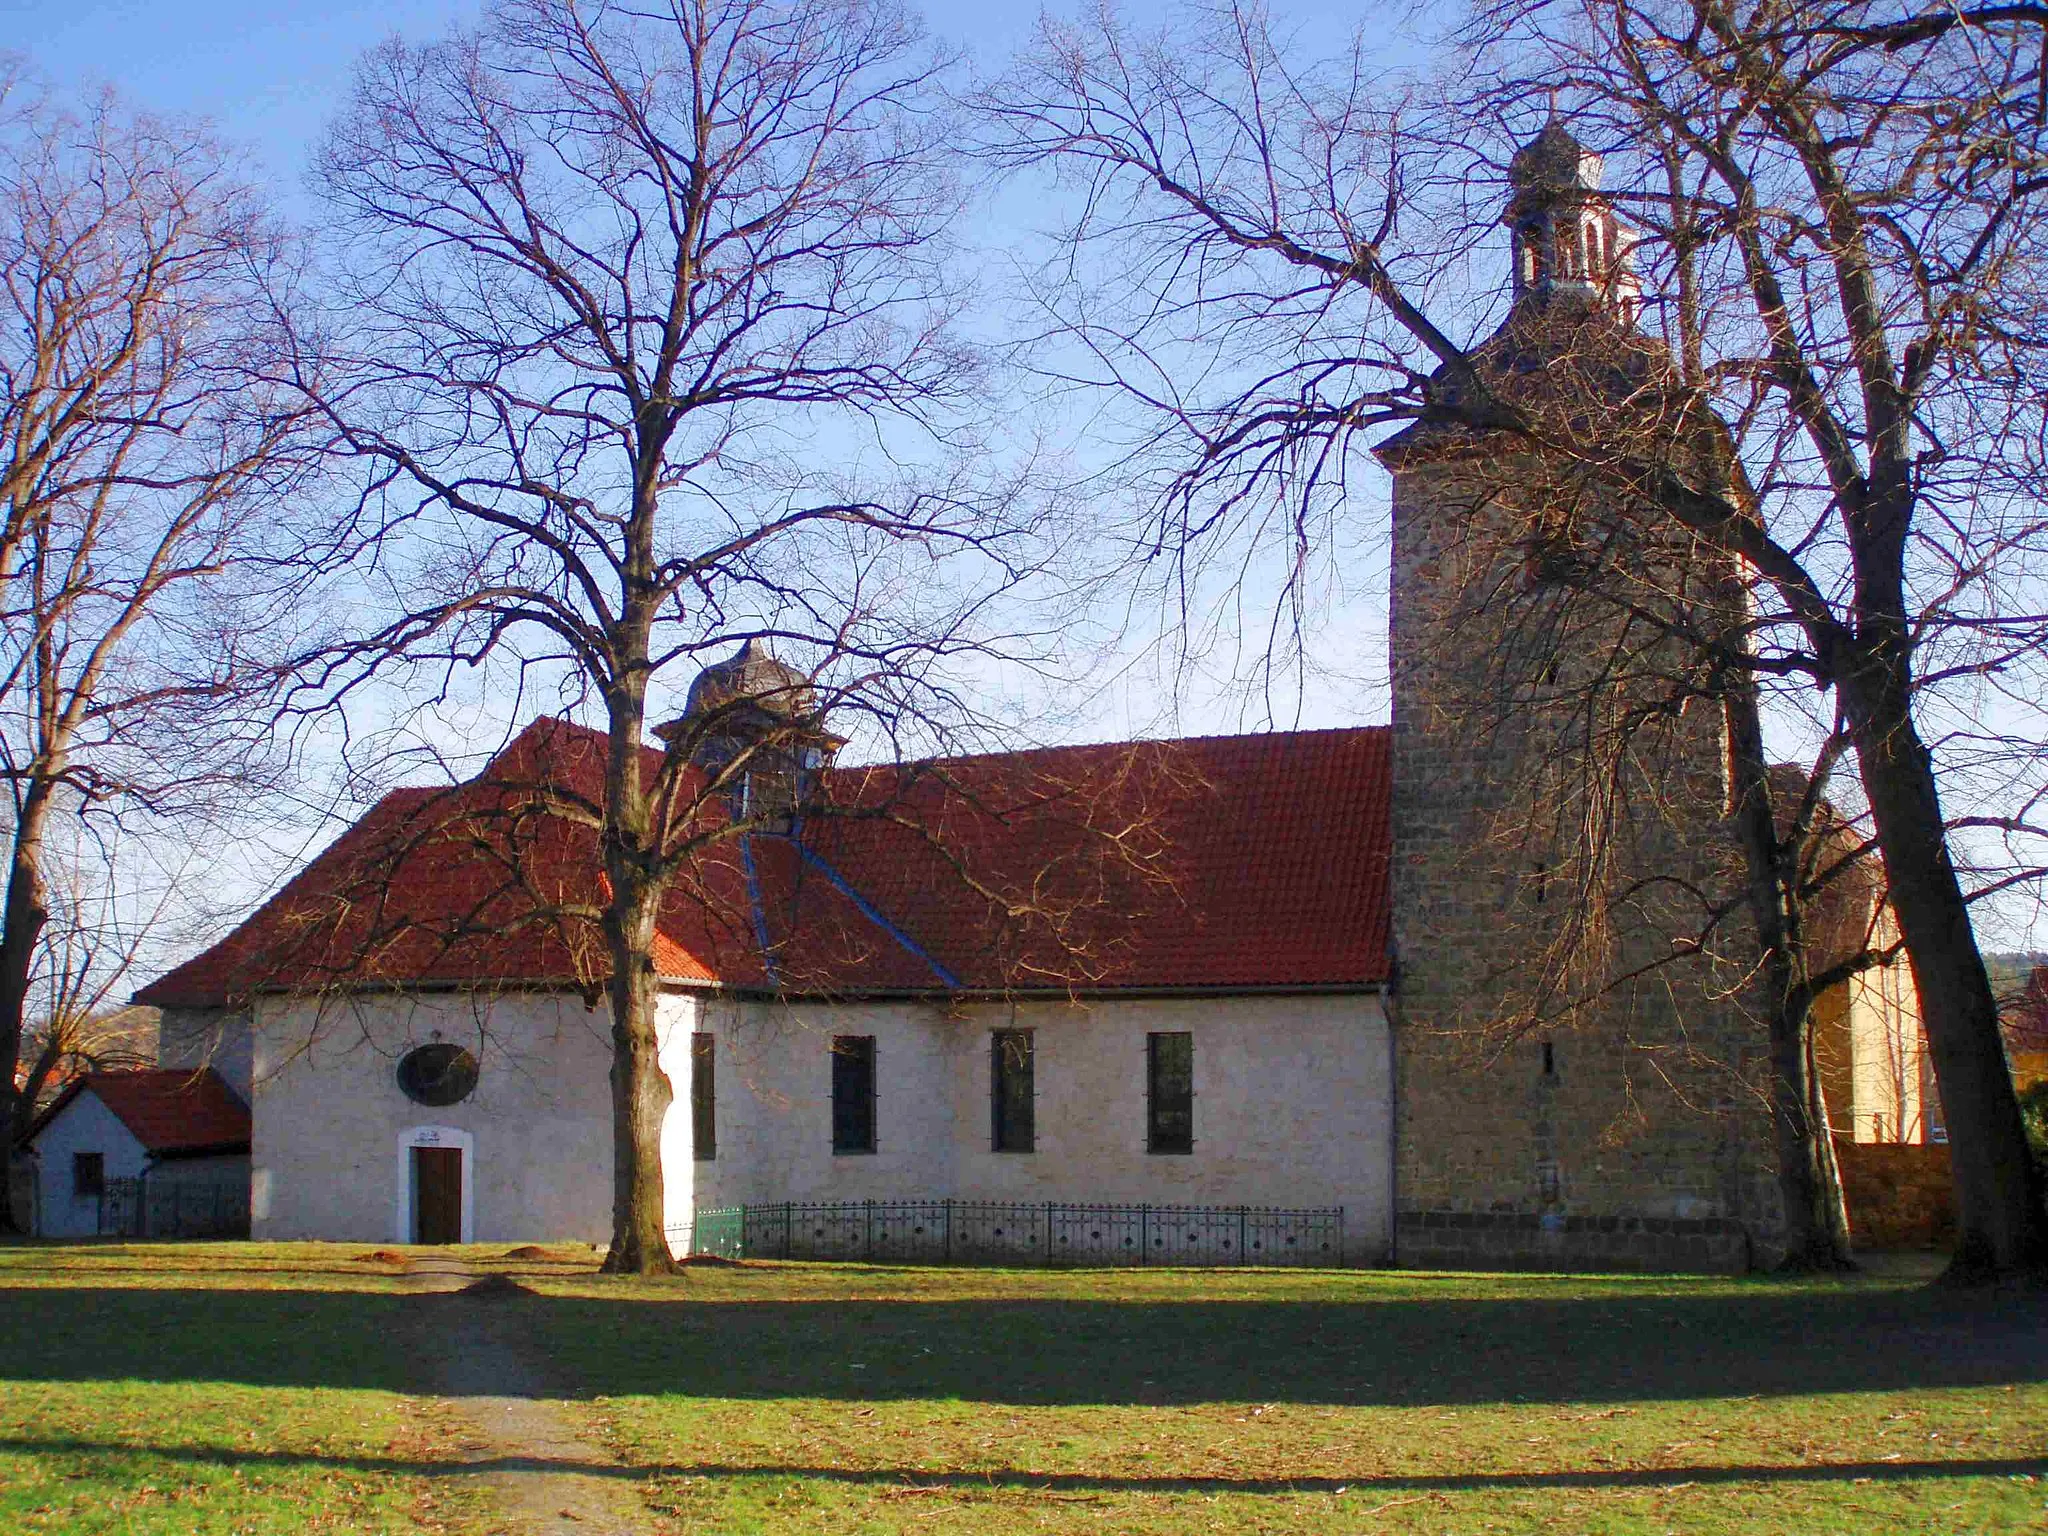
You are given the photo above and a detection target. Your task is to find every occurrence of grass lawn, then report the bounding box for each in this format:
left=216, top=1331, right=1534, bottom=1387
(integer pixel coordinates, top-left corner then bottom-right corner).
left=2, top=1243, right=2045, bottom=1534
left=531, top=1262, right=2048, bottom=1534
left=0, top=1242, right=485, bottom=1534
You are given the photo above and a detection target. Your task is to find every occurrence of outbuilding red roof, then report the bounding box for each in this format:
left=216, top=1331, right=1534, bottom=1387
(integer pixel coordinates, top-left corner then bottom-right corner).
left=29, top=1069, right=250, bottom=1156
left=137, top=718, right=1391, bottom=1005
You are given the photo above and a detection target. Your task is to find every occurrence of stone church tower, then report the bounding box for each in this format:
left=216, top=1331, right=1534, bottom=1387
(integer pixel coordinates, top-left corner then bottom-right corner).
left=1377, top=125, right=1784, bottom=1270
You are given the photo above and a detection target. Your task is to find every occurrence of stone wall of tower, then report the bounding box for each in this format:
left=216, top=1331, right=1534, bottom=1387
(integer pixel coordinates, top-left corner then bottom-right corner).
left=1387, top=452, right=1785, bottom=1271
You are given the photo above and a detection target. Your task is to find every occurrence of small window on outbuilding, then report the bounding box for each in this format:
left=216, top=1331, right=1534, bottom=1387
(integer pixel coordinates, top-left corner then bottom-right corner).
left=1146, top=1032, right=1194, bottom=1155
left=691, top=1032, right=716, bottom=1160
left=73, top=1152, right=104, bottom=1200
left=991, top=1029, right=1035, bottom=1153
left=831, top=1036, right=876, bottom=1154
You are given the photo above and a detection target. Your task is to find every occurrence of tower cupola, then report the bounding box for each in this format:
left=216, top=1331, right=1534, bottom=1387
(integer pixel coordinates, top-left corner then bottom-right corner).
left=1506, top=122, right=1639, bottom=319
left=655, top=638, right=843, bottom=826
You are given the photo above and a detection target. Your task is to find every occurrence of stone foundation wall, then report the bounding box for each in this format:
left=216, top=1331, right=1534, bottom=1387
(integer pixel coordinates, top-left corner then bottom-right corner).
left=1395, top=1209, right=1752, bottom=1272
left=1834, top=1136, right=1954, bottom=1251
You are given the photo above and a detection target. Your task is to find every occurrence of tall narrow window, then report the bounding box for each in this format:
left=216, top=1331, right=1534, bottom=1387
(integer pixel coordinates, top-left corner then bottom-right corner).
left=991, top=1029, right=1035, bottom=1153
left=73, top=1152, right=104, bottom=1199
left=831, top=1035, right=876, bottom=1154
left=691, top=1032, right=716, bottom=1160
left=1146, top=1032, right=1194, bottom=1154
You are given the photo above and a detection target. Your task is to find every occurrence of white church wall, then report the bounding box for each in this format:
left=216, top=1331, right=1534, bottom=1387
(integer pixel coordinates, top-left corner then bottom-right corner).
left=250, top=990, right=630, bottom=1245
left=655, top=991, right=703, bottom=1248
left=246, top=982, right=1389, bottom=1258
left=687, top=991, right=1393, bottom=1260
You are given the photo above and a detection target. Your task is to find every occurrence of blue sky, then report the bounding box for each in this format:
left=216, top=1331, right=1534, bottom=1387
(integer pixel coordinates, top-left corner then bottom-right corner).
left=18, top=1, right=486, bottom=190
left=11, top=0, right=1414, bottom=977
left=16, top=0, right=1402, bottom=740
left=15, top=0, right=1399, bottom=194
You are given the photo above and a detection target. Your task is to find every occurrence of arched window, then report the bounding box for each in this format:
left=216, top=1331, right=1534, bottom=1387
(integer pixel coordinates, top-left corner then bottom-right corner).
left=1517, top=219, right=1548, bottom=288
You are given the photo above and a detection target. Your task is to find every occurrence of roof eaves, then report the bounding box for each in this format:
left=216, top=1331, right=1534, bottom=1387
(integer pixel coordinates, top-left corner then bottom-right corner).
left=708, top=978, right=1389, bottom=1004
left=148, top=1140, right=254, bottom=1161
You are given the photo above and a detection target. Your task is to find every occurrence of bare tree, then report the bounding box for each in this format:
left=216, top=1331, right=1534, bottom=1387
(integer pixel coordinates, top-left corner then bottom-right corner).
left=12, top=821, right=188, bottom=1131
left=313, top=0, right=1035, bottom=1272
left=982, top=0, right=2048, bottom=1275
left=0, top=64, right=336, bottom=1221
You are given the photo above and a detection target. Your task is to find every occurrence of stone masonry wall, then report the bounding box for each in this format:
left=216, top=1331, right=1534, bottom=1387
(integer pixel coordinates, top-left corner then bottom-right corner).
left=1834, top=1136, right=1955, bottom=1251
left=1387, top=452, right=1783, bottom=1272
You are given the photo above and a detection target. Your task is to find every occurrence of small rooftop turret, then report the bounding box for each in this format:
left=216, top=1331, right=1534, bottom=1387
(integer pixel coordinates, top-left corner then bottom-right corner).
left=674, top=637, right=815, bottom=728
left=655, top=639, right=844, bottom=827
left=1505, top=121, right=1639, bottom=319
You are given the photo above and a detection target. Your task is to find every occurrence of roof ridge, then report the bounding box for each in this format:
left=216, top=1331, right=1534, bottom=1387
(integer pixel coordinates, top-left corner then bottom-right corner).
left=825, top=723, right=1389, bottom=778
left=367, top=716, right=1389, bottom=799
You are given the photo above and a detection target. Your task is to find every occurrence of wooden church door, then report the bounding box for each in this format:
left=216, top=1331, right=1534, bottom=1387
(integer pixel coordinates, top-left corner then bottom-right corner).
left=412, top=1146, right=463, bottom=1244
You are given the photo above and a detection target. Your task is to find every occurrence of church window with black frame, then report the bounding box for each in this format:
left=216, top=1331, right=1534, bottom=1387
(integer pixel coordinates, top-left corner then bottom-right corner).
left=691, top=1032, right=716, bottom=1160
left=396, top=1043, right=480, bottom=1106
left=1146, top=1032, right=1194, bottom=1154
left=991, top=1029, right=1035, bottom=1153
left=73, top=1151, right=103, bottom=1199
left=831, top=1035, right=876, bottom=1154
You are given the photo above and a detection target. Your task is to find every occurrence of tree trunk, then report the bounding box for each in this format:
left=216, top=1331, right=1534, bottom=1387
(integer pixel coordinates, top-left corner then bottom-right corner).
left=1724, top=679, right=1855, bottom=1270
left=1840, top=650, right=2048, bottom=1280
left=598, top=593, right=681, bottom=1276
left=600, top=876, right=678, bottom=1274
left=1806, top=1025, right=1854, bottom=1260
left=0, top=780, right=55, bottom=1233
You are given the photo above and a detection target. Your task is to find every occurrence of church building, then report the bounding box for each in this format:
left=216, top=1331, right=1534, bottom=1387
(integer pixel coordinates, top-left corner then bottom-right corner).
left=136, top=127, right=1925, bottom=1272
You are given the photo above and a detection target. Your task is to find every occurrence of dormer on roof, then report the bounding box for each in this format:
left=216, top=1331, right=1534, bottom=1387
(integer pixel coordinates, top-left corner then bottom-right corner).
left=654, top=639, right=844, bottom=828
left=1506, top=121, right=1640, bottom=321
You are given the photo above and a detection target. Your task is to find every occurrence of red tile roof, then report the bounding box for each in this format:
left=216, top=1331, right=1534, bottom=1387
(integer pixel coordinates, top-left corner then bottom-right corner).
left=137, top=718, right=1391, bottom=1005
left=29, top=1069, right=250, bottom=1156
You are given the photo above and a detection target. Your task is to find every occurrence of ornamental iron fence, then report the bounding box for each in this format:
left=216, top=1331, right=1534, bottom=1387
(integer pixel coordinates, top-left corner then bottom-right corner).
left=98, top=1176, right=251, bottom=1239
left=676, top=1199, right=1343, bottom=1267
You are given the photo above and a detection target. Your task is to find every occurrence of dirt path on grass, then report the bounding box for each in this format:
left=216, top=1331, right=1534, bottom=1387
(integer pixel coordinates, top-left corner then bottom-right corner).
left=398, top=1254, right=649, bottom=1536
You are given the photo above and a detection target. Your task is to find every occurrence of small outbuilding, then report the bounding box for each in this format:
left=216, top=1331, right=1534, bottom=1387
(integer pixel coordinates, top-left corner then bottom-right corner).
left=22, top=1069, right=250, bottom=1238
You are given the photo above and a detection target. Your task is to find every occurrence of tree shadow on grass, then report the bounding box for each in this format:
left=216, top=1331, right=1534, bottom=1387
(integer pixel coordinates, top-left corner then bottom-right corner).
left=2, top=1280, right=2045, bottom=1407
left=0, top=1435, right=2042, bottom=1496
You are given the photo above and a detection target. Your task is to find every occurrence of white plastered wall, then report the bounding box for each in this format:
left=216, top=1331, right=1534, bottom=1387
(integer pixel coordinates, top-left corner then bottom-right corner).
left=29, top=1091, right=149, bottom=1238
left=251, top=989, right=701, bottom=1246
left=247, top=984, right=1388, bottom=1257
left=157, top=1007, right=254, bottom=1102
left=683, top=991, right=1392, bottom=1261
